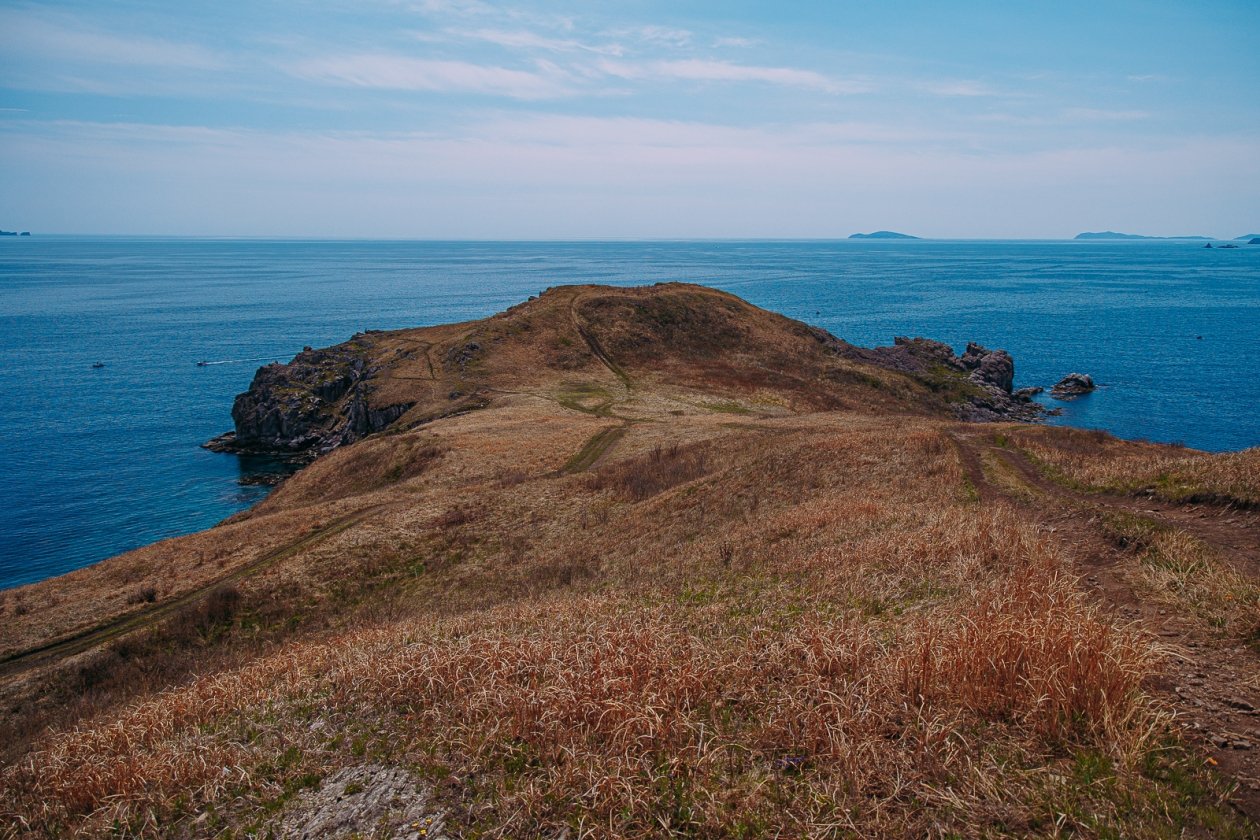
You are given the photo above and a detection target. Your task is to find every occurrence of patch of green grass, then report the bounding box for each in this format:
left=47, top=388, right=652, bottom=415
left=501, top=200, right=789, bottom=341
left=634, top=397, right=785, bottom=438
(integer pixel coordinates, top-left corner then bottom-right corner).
left=701, top=400, right=752, bottom=415
left=562, top=425, right=627, bottom=473
left=556, top=382, right=615, bottom=417
left=959, top=475, right=980, bottom=504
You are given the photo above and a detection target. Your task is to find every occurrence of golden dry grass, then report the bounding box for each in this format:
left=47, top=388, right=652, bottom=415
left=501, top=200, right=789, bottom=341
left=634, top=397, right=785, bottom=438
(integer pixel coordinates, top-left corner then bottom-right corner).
left=1009, top=426, right=1260, bottom=507
left=1, top=286, right=1252, bottom=838
left=2, top=511, right=1168, bottom=838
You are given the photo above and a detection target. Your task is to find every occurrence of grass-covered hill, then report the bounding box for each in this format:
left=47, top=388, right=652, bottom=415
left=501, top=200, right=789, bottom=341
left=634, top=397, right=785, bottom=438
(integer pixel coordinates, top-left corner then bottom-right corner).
left=2, top=284, right=1258, bottom=838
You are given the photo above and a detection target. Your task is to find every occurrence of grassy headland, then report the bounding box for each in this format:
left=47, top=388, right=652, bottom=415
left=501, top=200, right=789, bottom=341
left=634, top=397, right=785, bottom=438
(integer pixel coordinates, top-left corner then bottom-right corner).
left=1, top=284, right=1257, bottom=838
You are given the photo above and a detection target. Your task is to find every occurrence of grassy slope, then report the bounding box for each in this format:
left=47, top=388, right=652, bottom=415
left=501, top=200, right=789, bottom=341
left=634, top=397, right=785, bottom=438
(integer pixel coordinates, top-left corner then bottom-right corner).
left=0, top=285, right=1255, bottom=838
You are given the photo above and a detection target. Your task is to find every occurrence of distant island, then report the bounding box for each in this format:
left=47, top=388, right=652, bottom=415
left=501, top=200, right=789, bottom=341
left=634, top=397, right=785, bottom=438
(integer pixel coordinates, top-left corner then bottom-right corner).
left=848, top=230, right=920, bottom=239
left=0, top=230, right=31, bottom=236
left=1236, top=234, right=1260, bottom=241
left=1074, top=231, right=1211, bottom=240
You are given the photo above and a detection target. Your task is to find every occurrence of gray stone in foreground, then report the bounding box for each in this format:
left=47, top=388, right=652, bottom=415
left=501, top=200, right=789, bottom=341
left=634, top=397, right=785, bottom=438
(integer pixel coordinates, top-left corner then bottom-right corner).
left=276, top=764, right=450, bottom=840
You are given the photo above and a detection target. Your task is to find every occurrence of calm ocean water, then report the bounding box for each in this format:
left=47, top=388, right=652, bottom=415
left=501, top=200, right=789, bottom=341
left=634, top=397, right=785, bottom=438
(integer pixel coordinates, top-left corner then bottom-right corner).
left=2, top=238, right=1258, bottom=588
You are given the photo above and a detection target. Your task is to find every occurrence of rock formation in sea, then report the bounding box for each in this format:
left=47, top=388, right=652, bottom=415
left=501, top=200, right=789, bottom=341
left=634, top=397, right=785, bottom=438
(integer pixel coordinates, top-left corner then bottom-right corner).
left=1051, top=373, right=1095, bottom=399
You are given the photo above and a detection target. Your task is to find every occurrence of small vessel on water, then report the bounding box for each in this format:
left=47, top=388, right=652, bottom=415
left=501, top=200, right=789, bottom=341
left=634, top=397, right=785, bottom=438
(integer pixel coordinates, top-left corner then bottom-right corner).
left=91, top=362, right=105, bottom=369
left=196, top=360, right=208, bottom=367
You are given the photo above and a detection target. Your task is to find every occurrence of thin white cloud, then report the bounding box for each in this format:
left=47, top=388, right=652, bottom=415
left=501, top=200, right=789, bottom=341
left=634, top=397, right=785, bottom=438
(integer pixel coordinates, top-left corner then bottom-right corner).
left=409, top=0, right=496, bottom=16
left=713, top=37, right=758, bottom=48
left=7, top=117, right=1256, bottom=237
left=917, top=80, right=999, bottom=97
left=603, top=25, right=692, bottom=48
left=1127, top=74, right=1166, bottom=82
left=1063, top=107, right=1151, bottom=121
left=596, top=59, right=866, bottom=94
left=450, top=28, right=624, bottom=56
left=0, top=7, right=223, bottom=70
left=287, top=54, right=574, bottom=99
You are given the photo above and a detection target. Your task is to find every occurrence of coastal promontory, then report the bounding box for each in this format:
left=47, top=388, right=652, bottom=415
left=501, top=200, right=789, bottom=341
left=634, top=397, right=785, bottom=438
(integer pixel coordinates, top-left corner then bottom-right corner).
left=4, top=283, right=1259, bottom=838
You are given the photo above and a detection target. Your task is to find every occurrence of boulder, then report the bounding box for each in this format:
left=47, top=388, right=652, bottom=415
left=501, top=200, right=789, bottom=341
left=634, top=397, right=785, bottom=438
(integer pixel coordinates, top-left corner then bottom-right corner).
left=1013, top=386, right=1043, bottom=401
left=964, top=344, right=1014, bottom=393
left=1050, top=373, right=1095, bottom=399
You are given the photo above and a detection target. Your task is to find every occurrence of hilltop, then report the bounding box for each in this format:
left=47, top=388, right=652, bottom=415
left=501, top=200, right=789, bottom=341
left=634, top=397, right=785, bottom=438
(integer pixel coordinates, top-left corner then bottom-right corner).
left=2, top=284, right=1258, bottom=838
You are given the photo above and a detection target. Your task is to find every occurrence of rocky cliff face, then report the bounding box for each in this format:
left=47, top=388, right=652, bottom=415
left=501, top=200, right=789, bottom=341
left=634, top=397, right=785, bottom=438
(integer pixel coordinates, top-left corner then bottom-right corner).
left=836, top=336, right=1040, bottom=421
left=205, top=342, right=415, bottom=458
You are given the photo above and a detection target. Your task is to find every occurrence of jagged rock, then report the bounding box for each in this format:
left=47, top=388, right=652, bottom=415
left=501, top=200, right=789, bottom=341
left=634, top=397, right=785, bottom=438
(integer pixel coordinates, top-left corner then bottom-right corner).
left=962, top=343, right=1014, bottom=393
left=205, top=344, right=414, bottom=457
left=837, top=336, right=1041, bottom=422
left=445, top=341, right=482, bottom=370
left=1013, top=386, right=1043, bottom=401
left=1051, top=373, right=1095, bottom=399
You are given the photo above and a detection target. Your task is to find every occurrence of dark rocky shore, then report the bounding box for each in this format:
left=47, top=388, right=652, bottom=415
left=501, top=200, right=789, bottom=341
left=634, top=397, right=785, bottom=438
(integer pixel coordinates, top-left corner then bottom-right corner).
left=204, top=341, right=415, bottom=460
left=834, top=335, right=1045, bottom=422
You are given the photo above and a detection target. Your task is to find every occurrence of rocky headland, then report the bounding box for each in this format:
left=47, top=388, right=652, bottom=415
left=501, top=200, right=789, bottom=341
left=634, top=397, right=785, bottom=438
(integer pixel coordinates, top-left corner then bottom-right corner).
left=6, top=282, right=1259, bottom=839
left=206, top=285, right=1040, bottom=461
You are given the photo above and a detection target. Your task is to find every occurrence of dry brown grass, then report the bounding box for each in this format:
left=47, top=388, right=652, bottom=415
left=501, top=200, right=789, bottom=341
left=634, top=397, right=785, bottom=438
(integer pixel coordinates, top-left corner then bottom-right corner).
left=1100, top=511, right=1260, bottom=640
left=587, top=442, right=711, bottom=501
left=1, top=285, right=1253, bottom=837
left=1009, top=427, right=1260, bottom=507
left=4, top=486, right=1227, bottom=838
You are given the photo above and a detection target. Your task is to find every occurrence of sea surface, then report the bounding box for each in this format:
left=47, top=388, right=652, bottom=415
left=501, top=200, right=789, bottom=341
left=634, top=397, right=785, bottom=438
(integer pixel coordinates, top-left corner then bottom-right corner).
left=2, top=238, right=1258, bottom=588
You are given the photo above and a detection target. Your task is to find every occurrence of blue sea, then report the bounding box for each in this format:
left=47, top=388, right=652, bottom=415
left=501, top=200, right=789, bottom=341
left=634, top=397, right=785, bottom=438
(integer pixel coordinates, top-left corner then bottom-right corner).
left=2, top=238, right=1258, bottom=588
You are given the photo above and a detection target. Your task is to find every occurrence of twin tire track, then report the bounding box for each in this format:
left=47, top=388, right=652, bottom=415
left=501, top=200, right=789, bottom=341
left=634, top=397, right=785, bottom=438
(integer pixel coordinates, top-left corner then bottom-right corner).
left=0, top=505, right=385, bottom=680
left=950, top=429, right=1260, bottom=821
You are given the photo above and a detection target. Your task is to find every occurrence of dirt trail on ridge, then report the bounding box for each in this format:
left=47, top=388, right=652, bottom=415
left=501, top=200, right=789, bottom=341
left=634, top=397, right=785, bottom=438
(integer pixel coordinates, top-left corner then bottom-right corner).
left=951, top=429, right=1260, bottom=821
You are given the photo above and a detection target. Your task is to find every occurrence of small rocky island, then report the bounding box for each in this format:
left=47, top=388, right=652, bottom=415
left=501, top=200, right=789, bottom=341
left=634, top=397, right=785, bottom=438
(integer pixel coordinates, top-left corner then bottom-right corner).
left=848, top=231, right=921, bottom=239
left=1074, top=231, right=1211, bottom=240
left=1050, top=372, right=1095, bottom=399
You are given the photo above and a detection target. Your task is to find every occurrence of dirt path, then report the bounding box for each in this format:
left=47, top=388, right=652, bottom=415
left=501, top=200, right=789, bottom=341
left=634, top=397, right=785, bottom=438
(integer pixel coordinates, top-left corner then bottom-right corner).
left=950, top=429, right=1260, bottom=820
left=0, top=504, right=387, bottom=680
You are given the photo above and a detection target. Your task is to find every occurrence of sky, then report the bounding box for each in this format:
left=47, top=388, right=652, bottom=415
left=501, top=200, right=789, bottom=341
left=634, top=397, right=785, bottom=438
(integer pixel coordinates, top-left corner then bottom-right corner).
left=0, top=0, right=1257, bottom=238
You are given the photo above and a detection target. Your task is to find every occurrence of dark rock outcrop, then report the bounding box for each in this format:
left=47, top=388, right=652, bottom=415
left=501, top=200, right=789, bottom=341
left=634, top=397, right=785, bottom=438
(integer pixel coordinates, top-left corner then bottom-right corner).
left=960, top=342, right=1014, bottom=392
left=1050, top=373, right=1095, bottom=399
left=205, top=343, right=414, bottom=458
left=835, top=336, right=1040, bottom=422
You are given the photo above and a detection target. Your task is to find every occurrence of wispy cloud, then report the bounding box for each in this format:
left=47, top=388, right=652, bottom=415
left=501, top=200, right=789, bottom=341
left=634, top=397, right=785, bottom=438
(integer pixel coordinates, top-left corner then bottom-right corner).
left=595, top=59, right=867, bottom=94
left=604, top=25, right=693, bottom=48
left=713, top=36, right=758, bottom=48
left=0, top=7, right=223, bottom=71
left=409, top=0, right=497, bottom=16
left=1062, top=107, right=1150, bottom=121
left=287, top=54, right=573, bottom=99
left=916, top=80, right=999, bottom=97
left=11, top=116, right=1255, bottom=237
left=448, top=28, right=624, bottom=56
